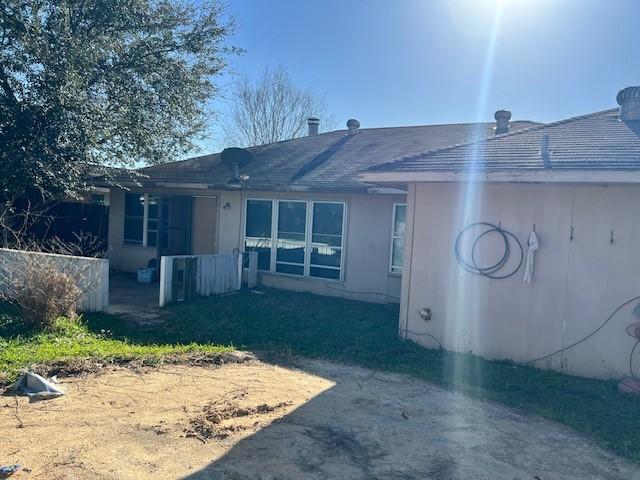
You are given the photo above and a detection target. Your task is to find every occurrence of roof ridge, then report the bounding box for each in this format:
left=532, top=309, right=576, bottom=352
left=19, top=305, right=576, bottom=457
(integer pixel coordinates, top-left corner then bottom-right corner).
left=354, top=120, right=539, bottom=132
left=368, top=108, right=618, bottom=172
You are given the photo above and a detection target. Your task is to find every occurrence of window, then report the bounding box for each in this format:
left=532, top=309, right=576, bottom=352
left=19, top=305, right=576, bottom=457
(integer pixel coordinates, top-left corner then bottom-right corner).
left=310, top=202, right=344, bottom=280
left=147, top=196, right=169, bottom=248
left=124, top=192, right=169, bottom=248
left=276, top=201, right=307, bottom=275
left=124, top=193, right=144, bottom=244
left=245, top=200, right=273, bottom=271
left=244, top=199, right=345, bottom=280
left=390, top=204, right=406, bottom=273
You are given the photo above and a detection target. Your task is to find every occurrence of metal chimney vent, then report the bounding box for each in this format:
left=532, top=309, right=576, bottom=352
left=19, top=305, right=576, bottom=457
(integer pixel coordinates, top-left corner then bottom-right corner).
left=307, top=117, right=320, bottom=136
left=347, top=118, right=360, bottom=135
left=494, top=109, right=511, bottom=135
left=617, top=86, right=640, bottom=121
left=540, top=133, right=552, bottom=169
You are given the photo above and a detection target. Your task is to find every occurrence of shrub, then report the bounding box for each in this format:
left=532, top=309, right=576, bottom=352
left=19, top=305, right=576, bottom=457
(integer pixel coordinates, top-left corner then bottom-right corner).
left=0, top=254, right=88, bottom=330
left=13, top=263, right=83, bottom=329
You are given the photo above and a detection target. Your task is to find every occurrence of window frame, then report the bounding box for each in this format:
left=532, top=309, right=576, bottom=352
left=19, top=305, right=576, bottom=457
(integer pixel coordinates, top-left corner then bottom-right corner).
left=123, top=192, right=168, bottom=248
left=244, top=198, right=275, bottom=272
left=123, top=193, right=145, bottom=245
left=308, top=201, right=345, bottom=281
left=275, top=199, right=308, bottom=276
left=243, top=197, right=347, bottom=282
left=389, top=203, right=407, bottom=274
left=146, top=195, right=169, bottom=248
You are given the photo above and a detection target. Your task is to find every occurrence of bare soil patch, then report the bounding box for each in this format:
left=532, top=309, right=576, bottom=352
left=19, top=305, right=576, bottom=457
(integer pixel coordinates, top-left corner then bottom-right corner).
left=185, top=389, right=293, bottom=442
left=1, top=361, right=332, bottom=480
left=1, top=359, right=639, bottom=480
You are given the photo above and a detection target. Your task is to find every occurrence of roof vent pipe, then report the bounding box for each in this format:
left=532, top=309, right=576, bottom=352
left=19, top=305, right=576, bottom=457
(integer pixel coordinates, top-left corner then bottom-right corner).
left=347, top=118, right=360, bottom=135
left=540, top=133, right=552, bottom=169
left=617, top=86, right=640, bottom=121
left=307, top=117, right=320, bottom=136
left=494, top=109, right=511, bottom=135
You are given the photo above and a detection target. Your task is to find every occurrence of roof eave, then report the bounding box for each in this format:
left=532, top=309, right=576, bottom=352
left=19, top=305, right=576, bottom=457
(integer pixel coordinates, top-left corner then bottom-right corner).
left=360, top=169, right=640, bottom=185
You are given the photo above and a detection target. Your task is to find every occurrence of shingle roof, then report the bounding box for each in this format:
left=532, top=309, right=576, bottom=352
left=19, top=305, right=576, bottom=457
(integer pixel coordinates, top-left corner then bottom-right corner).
left=131, top=121, right=538, bottom=192
left=369, top=109, right=640, bottom=173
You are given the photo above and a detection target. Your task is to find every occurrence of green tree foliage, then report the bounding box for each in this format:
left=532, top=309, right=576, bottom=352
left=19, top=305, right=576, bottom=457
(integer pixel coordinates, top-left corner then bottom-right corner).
left=0, top=0, right=236, bottom=202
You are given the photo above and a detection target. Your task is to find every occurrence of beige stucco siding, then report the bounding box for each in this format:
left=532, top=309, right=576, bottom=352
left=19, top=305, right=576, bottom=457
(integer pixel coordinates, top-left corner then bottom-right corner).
left=216, top=190, right=243, bottom=254
left=402, top=182, right=640, bottom=379
left=191, top=196, right=218, bottom=255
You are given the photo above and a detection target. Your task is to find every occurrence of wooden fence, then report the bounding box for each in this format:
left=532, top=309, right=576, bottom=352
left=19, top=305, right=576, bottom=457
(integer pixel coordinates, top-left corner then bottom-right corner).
left=0, top=248, right=109, bottom=312
left=159, top=253, right=258, bottom=307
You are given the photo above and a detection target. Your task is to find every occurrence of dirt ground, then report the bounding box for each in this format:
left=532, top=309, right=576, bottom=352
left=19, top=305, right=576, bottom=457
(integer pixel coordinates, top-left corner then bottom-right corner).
left=2, top=358, right=639, bottom=480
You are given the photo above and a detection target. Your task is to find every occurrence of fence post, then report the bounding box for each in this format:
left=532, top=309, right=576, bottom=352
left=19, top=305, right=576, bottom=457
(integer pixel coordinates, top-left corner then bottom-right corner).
left=247, top=251, right=258, bottom=289
left=101, top=259, right=110, bottom=310
left=236, top=252, right=243, bottom=290
left=159, top=256, right=171, bottom=307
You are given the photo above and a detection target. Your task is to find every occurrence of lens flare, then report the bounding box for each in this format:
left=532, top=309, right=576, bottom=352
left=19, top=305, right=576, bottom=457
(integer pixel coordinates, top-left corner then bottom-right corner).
left=444, top=0, right=504, bottom=389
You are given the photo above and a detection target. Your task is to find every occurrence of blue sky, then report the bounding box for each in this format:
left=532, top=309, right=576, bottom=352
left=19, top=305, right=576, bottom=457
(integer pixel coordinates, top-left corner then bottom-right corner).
left=204, top=0, right=640, bottom=151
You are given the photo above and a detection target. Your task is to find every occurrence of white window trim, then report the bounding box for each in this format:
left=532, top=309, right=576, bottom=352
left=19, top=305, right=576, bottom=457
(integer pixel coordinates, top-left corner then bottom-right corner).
left=243, top=197, right=347, bottom=282
left=142, top=193, right=149, bottom=247
left=123, top=192, right=158, bottom=248
left=389, top=203, right=407, bottom=274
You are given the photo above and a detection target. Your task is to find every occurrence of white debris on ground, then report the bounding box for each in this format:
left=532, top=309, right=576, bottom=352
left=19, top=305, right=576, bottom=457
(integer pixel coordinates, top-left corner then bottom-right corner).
left=10, top=372, right=64, bottom=401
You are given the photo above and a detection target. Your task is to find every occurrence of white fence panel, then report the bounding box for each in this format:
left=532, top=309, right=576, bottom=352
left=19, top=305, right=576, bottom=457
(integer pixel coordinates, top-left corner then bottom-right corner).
left=0, top=248, right=109, bottom=312
left=159, top=253, right=243, bottom=307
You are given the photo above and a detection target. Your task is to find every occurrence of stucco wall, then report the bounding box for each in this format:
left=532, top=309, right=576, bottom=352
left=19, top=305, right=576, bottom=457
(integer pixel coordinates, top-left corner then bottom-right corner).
left=401, top=182, right=640, bottom=379
left=191, top=196, right=218, bottom=255
left=216, top=190, right=243, bottom=254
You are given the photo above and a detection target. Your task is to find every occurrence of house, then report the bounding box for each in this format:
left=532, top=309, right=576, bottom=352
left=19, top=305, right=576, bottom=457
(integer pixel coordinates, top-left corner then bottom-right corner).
left=97, top=115, right=536, bottom=303
left=361, top=86, right=640, bottom=379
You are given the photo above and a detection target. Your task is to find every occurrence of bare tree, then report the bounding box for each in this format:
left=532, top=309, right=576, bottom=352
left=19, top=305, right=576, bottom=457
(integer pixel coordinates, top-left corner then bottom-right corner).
left=222, top=65, right=335, bottom=147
